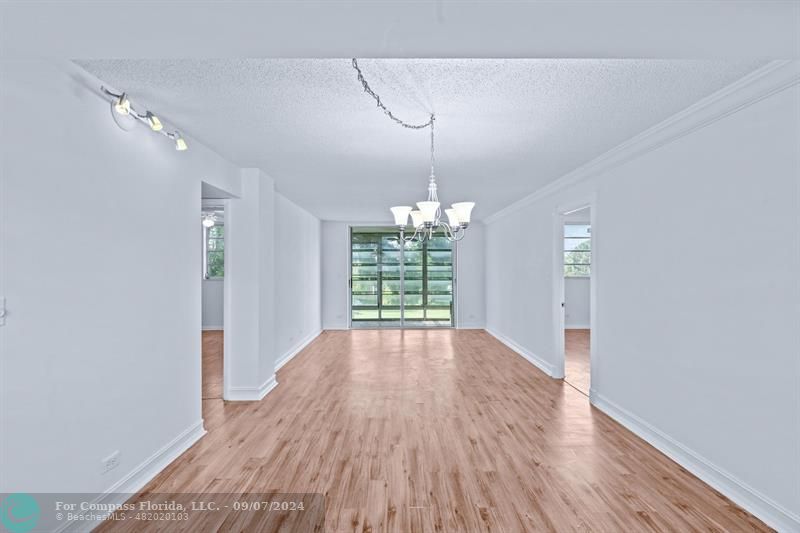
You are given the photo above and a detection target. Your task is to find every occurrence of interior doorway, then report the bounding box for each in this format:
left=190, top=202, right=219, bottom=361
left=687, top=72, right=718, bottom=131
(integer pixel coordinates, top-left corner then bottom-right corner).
left=559, top=206, right=592, bottom=396
left=200, top=194, right=226, bottom=403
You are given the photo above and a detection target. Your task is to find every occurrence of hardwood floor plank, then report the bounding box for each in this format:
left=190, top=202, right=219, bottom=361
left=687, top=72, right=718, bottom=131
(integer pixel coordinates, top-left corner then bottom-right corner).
left=99, top=329, right=770, bottom=532
left=565, top=328, right=590, bottom=395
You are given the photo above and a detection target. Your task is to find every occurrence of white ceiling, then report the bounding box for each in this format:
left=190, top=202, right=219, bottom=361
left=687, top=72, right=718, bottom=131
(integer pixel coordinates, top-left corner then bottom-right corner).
left=78, top=58, right=763, bottom=220
left=5, top=2, right=798, bottom=59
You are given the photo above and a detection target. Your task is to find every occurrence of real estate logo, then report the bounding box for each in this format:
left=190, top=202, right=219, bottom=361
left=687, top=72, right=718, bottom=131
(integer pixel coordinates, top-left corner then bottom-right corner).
left=0, top=493, right=40, bottom=533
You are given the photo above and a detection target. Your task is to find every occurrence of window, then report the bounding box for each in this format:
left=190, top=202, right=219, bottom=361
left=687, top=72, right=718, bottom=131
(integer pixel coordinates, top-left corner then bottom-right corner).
left=350, top=229, right=453, bottom=327
left=564, top=224, right=590, bottom=277
left=205, top=224, right=224, bottom=278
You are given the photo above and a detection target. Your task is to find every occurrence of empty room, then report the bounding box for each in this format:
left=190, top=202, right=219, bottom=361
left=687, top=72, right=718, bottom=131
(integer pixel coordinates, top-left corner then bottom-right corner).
left=1, top=2, right=798, bottom=532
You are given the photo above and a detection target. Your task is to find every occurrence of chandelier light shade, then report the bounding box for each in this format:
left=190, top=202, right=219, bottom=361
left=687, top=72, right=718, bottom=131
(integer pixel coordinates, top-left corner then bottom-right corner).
left=409, top=210, right=424, bottom=228
left=391, top=206, right=412, bottom=226
left=202, top=214, right=216, bottom=228
left=352, top=58, right=475, bottom=243
left=445, top=208, right=460, bottom=227
left=451, top=202, right=475, bottom=226
left=417, top=201, right=440, bottom=223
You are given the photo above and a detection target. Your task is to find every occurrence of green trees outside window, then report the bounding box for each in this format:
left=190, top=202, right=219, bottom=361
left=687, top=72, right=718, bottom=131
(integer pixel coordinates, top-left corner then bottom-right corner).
left=206, top=225, right=224, bottom=278
left=564, top=224, right=590, bottom=277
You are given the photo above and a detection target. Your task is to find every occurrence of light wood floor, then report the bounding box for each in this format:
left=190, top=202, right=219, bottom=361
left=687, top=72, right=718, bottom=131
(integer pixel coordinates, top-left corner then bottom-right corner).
left=202, top=330, right=223, bottom=400
left=102, top=329, right=768, bottom=532
left=564, top=329, right=590, bottom=396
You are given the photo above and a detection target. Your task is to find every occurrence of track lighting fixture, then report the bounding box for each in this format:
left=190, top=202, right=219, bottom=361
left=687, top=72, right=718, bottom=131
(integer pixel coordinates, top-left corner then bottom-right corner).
left=113, top=93, right=131, bottom=115
left=101, top=86, right=188, bottom=151
left=173, top=133, right=188, bottom=151
left=143, top=111, right=163, bottom=131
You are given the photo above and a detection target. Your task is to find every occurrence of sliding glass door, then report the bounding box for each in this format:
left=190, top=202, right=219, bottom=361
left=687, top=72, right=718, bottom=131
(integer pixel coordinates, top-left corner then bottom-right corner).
left=350, top=228, right=454, bottom=328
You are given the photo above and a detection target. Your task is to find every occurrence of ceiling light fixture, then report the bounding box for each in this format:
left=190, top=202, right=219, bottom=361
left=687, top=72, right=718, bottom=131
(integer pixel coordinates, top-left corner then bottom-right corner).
left=101, top=86, right=188, bottom=151
left=352, top=59, right=474, bottom=243
left=144, top=111, right=163, bottom=131
left=113, top=93, right=131, bottom=115
left=171, top=132, right=188, bottom=151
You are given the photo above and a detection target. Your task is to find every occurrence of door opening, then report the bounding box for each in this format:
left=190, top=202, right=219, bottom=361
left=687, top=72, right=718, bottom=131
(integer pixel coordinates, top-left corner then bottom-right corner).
left=201, top=197, right=226, bottom=405
left=559, top=206, right=592, bottom=396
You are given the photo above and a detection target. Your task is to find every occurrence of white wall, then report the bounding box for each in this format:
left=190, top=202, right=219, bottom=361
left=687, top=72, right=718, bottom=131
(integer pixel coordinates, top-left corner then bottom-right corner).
left=564, top=277, right=590, bottom=329
left=456, top=222, right=486, bottom=328
left=321, top=221, right=351, bottom=330
left=202, top=279, right=224, bottom=329
left=321, top=221, right=486, bottom=329
left=0, top=62, right=324, bottom=508
left=0, top=60, right=241, bottom=494
left=274, top=194, right=321, bottom=367
left=485, top=64, right=800, bottom=530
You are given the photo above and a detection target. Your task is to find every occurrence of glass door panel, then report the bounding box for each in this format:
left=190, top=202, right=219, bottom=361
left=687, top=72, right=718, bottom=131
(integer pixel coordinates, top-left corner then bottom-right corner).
left=350, top=228, right=453, bottom=328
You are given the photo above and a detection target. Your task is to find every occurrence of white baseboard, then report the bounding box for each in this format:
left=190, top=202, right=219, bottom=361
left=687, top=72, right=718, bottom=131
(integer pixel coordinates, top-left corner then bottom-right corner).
left=322, top=324, right=349, bottom=330
left=274, top=329, right=322, bottom=372
left=58, top=420, right=206, bottom=532
left=457, top=323, right=486, bottom=330
left=227, top=374, right=278, bottom=401
left=485, top=328, right=560, bottom=378
left=565, top=324, right=590, bottom=330
left=592, top=393, right=800, bottom=532
left=202, top=325, right=223, bottom=331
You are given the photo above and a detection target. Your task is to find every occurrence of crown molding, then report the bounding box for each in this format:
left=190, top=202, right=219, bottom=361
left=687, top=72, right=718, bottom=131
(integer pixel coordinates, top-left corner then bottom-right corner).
left=484, top=60, right=800, bottom=225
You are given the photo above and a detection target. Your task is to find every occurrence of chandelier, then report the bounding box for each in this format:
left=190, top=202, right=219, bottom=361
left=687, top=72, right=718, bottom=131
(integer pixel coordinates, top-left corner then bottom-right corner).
left=352, top=59, right=475, bottom=242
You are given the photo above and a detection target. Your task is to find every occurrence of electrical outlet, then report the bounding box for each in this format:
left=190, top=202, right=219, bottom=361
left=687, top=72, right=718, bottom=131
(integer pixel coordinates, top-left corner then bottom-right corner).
left=101, top=451, right=120, bottom=474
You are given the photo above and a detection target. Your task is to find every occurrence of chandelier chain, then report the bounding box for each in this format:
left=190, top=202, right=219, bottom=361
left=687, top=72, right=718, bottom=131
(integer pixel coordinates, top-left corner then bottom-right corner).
left=351, top=59, right=434, bottom=130
left=429, top=115, right=436, bottom=177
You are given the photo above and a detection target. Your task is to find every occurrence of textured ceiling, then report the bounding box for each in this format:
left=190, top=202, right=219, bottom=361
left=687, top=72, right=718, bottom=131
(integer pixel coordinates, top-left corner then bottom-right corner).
left=77, top=59, right=763, bottom=221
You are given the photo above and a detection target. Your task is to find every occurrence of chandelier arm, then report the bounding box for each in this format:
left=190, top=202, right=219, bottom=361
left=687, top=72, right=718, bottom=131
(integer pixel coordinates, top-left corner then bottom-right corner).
left=441, top=222, right=457, bottom=242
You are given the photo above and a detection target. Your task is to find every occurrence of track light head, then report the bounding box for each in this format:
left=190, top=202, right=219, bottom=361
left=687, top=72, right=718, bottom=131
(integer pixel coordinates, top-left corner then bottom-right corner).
left=113, top=93, right=131, bottom=115
left=145, top=112, right=163, bottom=131
left=174, top=133, right=188, bottom=151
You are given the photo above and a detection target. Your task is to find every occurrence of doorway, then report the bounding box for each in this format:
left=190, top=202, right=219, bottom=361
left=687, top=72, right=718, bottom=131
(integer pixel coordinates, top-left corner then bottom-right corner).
left=349, top=226, right=455, bottom=328
left=201, top=198, right=225, bottom=402
left=558, top=205, right=593, bottom=396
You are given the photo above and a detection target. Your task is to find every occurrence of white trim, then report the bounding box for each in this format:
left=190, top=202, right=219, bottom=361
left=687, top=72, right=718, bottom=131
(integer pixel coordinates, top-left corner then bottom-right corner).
left=274, top=329, right=322, bottom=371
left=592, top=394, right=800, bottom=533
left=226, top=374, right=278, bottom=402
left=202, top=325, right=223, bottom=331
left=457, top=322, right=486, bottom=330
left=221, top=197, right=233, bottom=401
left=565, top=324, right=590, bottom=330
left=484, top=60, right=800, bottom=225
left=322, top=325, right=349, bottom=331
left=486, top=328, right=561, bottom=378
left=57, top=420, right=206, bottom=532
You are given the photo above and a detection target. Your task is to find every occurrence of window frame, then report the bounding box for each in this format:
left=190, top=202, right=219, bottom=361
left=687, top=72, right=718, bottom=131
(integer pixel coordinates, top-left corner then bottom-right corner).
left=349, top=228, right=456, bottom=327
left=204, top=223, right=225, bottom=280
left=563, top=223, right=591, bottom=278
